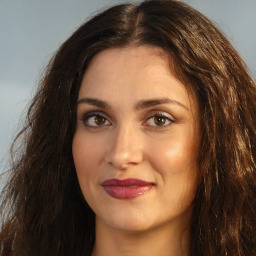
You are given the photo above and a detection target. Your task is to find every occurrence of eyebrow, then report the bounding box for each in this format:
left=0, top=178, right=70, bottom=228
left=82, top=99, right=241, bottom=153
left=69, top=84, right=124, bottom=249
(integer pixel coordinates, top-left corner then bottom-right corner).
left=135, top=98, right=188, bottom=110
left=77, top=97, right=188, bottom=110
left=77, top=98, right=111, bottom=109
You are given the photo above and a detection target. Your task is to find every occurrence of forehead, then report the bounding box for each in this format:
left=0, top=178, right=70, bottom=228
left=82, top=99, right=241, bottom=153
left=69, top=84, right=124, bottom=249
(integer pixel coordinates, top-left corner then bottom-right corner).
left=87, top=46, right=167, bottom=69
left=79, top=46, right=197, bottom=112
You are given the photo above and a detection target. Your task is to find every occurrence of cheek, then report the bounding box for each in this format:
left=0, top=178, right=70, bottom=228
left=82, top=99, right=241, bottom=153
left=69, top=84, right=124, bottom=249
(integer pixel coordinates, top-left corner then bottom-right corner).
left=72, top=134, right=99, bottom=189
left=72, top=133, right=103, bottom=171
left=148, top=136, right=199, bottom=204
left=72, top=135, right=101, bottom=209
left=149, top=136, right=195, bottom=174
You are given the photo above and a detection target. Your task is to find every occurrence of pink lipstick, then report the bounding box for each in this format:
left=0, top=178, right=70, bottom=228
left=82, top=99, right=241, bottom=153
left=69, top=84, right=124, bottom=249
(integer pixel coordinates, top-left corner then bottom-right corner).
left=102, top=178, right=154, bottom=199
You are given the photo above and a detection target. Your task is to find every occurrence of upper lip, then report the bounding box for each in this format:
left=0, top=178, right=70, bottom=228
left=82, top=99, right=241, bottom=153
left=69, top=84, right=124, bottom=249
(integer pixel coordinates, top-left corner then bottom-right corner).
left=102, top=178, right=153, bottom=187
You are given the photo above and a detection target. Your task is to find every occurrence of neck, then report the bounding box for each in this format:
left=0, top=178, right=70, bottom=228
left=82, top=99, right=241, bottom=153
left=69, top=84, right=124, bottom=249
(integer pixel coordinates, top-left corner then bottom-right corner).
left=91, top=217, right=191, bottom=256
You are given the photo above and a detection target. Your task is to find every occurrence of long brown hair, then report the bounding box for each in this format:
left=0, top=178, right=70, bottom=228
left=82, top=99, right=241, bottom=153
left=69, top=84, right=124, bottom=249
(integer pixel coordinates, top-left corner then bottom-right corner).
left=1, top=0, right=256, bottom=255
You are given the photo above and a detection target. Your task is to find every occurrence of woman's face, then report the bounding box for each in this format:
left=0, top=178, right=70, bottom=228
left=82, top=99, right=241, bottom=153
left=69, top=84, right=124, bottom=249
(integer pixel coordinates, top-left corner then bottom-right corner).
left=72, top=46, right=199, bottom=234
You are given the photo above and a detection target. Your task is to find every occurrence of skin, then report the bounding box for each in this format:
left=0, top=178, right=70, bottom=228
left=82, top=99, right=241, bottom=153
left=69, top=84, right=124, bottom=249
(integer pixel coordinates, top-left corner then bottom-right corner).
left=72, top=46, right=200, bottom=256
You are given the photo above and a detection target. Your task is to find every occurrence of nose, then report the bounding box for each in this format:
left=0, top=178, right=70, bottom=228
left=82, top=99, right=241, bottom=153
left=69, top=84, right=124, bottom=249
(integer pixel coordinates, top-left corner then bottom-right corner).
left=105, top=125, right=144, bottom=170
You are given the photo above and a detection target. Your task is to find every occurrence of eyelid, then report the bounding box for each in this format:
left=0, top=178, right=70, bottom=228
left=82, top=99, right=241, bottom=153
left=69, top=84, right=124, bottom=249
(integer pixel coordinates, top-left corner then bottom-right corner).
left=78, top=110, right=175, bottom=128
left=145, top=110, right=174, bottom=121
left=80, top=110, right=112, bottom=127
left=142, top=111, right=175, bottom=127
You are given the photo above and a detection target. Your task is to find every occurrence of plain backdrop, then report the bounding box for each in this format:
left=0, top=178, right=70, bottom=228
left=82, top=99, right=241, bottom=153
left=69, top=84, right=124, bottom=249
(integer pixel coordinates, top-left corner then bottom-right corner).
left=1, top=0, right=256, bottom=179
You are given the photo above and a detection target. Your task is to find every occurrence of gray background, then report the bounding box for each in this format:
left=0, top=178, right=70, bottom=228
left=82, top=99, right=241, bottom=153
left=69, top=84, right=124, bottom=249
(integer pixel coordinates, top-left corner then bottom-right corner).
left=1, top=0, right=256, bottom=178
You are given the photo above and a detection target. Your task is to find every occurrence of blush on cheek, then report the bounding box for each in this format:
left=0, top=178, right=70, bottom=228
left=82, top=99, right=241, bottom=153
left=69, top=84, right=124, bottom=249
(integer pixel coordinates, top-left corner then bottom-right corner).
left=160, top=146, right=189, bottom=173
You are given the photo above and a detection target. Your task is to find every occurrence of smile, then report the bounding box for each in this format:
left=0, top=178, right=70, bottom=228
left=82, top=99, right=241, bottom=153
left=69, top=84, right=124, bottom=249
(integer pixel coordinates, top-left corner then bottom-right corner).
left=102, top=178, right=154, bottom=199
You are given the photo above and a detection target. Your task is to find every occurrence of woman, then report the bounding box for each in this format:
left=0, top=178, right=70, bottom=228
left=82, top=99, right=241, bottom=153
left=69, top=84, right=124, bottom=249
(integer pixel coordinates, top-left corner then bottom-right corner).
left=1, top=0, right=256, bottom=255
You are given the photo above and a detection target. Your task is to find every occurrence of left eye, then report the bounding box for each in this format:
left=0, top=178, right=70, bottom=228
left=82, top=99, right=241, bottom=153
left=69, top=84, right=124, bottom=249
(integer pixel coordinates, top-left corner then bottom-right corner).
left=144, top=114, right=173, bottom=127
left=83, top=114, right=111, bottom=127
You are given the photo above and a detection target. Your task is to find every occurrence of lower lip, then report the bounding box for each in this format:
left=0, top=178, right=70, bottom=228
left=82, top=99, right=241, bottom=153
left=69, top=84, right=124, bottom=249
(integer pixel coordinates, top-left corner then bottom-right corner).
left=103, top=185, right=153, bottom=199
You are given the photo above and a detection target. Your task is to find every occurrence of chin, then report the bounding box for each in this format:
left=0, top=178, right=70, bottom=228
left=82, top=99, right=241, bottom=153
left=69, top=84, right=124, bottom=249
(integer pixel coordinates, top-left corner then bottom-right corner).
left=100, top=209, right=172, bottom=234
left=97, top=210, right=153, bottom=232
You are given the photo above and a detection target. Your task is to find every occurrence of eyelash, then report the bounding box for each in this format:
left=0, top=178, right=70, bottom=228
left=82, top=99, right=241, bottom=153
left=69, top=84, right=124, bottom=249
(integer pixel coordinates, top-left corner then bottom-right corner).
left=143, top=112, right=174, bottom=128
left=81, top=111, right=111, bottom=128
left=81, top=111, right=174, bottom=129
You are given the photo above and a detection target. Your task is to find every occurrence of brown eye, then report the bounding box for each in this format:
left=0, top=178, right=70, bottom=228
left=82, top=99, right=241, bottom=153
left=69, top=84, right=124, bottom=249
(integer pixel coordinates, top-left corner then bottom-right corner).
left=143, top=113, right=174, bottom=128
left=94, top=115, right=106, bottom=126
left=154, top=116, right=167, bottom=126
left=83, top=113, right=111, bottom=128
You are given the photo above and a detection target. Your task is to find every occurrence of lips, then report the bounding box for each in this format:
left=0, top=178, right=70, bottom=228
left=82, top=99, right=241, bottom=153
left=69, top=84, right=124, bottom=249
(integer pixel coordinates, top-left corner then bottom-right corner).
left=102, top=178, right=154, bottom=199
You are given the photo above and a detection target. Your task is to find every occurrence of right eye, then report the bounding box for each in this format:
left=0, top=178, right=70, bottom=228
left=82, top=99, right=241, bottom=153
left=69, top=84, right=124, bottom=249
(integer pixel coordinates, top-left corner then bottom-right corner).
left=82, top=112, right=111, bottom=128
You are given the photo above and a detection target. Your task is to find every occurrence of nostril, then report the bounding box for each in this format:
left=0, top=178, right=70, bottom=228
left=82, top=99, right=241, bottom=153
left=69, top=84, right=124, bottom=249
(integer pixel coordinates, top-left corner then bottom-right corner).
left=105, top=156, right=143, bottom=170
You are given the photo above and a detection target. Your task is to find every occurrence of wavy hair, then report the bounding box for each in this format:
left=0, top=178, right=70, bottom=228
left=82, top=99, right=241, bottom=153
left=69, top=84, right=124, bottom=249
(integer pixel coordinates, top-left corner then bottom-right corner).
left=1, top=0, right=256, bottom=255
